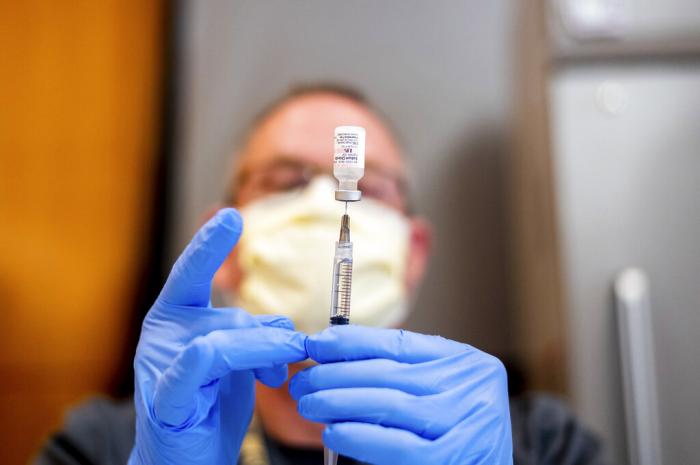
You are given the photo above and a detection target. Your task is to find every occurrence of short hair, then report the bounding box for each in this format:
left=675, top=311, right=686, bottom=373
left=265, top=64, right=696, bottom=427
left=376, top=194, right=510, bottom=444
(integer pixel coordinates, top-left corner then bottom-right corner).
left=243, top=82, right=401, bottom=147
left=251, top=83, right=370, bottom=128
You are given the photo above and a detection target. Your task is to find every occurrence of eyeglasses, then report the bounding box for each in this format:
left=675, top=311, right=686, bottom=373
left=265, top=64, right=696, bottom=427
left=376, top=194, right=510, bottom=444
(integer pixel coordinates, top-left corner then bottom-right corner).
left=229, top=159, right=408, bottom=211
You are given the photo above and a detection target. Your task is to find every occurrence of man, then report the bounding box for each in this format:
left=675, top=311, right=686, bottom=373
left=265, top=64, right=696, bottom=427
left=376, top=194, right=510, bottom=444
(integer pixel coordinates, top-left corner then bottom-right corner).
left=36, top=85, right=608, bottom=465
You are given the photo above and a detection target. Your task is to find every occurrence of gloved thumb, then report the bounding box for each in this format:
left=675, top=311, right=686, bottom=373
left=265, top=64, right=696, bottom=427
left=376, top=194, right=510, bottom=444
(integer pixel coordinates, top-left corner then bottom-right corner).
left=160, top=208, right=243, bottom=308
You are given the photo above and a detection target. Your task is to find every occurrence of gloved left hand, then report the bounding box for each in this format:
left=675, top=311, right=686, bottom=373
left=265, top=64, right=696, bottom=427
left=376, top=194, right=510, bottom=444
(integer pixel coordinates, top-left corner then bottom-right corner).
left=129, top=209, right=308, bottom=465
left=289, top=326, right=513, bottom=465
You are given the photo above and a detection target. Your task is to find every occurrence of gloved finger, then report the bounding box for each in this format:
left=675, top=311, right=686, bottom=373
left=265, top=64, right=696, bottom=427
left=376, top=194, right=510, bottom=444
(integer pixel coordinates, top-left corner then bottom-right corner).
left=148, top=305, right=259, bottom=340
left=290, top=351, right=481, bottom=399
left=254, top=364, right=288, bottom=387
left=186, top=313, right=296, bottom=383
left=153, top=327, right=307, bottom=427
left=253, top=315, right=294, bottom=387
left=306, top=326, right=467, bottom=364
left=255, top=314, right=295, bottom=330
left=323, top=422, right=432, bottom=465
left=252, top=316, right=294, bottom=386
left=299, top=387, right=456, bottom=439
left=159, top=208, right=242, bottom=307
left=290, top=358, right=436, bottom=398
left=147, top=306, right=294, bottom=342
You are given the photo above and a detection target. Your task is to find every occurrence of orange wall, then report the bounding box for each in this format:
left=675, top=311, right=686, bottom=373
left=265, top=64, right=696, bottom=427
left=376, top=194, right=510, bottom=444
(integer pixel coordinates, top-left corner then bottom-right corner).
left=0, top=1, right=164, bottom=463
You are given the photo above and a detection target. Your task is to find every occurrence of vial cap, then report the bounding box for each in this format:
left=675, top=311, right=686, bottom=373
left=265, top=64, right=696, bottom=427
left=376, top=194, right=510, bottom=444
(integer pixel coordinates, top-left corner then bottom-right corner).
left=335, top=190, right=362, bottom=202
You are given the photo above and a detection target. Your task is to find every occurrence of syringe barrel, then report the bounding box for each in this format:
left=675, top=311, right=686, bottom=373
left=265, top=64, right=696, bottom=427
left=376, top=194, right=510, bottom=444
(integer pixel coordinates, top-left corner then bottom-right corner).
left=329, top=241, right=353, bottom=325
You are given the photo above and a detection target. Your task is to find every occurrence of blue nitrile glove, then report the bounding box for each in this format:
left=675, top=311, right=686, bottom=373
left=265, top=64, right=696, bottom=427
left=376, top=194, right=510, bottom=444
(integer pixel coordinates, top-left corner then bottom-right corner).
left=290, top=326, right=513, bottom=465
left=129, top=208, right=308, bottom=465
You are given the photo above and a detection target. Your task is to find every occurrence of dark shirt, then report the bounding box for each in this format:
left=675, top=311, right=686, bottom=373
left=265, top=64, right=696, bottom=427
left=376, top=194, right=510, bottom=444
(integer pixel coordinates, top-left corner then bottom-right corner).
left=34, top=395, right=609, bottom=465
left=266, top=440, right=361, bottom=465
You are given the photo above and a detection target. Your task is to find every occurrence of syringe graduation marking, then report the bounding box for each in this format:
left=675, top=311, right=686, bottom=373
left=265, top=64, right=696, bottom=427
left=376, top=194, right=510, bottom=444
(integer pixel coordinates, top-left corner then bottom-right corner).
left=335, top=260, right=352, bottom=318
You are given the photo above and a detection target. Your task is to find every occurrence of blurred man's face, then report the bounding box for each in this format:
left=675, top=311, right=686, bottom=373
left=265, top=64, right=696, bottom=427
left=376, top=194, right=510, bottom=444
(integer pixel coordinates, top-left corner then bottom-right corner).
left=214, top=92, right=430, bottom=296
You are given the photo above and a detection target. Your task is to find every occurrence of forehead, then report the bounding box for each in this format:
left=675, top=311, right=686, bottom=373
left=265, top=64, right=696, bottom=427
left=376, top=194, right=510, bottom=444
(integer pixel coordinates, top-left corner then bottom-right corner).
left=240, top=93, right=404, bottom=175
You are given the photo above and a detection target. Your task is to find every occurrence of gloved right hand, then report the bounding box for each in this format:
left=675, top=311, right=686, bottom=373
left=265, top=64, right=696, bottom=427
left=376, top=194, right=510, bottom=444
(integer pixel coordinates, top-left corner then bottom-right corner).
left=290, top=326, right=512, bottom=465
left=128, top=208, right=308, bottom=465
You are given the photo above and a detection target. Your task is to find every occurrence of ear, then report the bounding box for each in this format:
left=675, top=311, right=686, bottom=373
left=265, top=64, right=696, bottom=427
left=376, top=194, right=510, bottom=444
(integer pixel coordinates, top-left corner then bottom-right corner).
left=404, top=215, right=432, bottom=296
left=200, top=203, right=243, bottom=292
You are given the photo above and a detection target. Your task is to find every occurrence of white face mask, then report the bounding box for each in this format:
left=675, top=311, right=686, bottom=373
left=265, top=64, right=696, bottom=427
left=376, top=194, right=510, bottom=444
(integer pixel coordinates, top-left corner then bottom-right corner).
left=224, top=175, right=411, bottom=334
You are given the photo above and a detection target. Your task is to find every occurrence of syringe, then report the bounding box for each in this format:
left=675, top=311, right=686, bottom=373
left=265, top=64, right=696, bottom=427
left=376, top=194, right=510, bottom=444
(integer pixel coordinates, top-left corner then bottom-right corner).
left=324, top=214, right=352, bottom=465
left=325, top=126, right=365, bottom=465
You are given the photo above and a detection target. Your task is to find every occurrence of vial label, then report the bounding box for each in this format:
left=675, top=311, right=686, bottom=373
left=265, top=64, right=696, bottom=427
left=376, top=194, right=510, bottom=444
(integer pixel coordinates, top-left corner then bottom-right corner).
left=334, top=130, right=365, bottom=168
